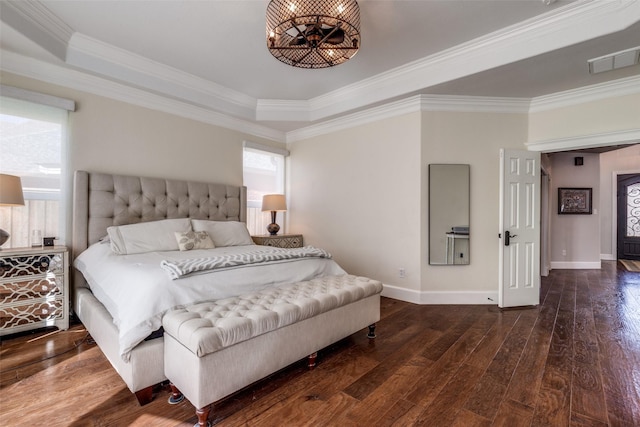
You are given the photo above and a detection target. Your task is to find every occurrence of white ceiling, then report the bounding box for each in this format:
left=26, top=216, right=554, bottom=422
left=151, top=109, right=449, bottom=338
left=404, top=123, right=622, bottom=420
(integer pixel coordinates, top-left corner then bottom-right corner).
left=1, top=0, right=639, bottom=136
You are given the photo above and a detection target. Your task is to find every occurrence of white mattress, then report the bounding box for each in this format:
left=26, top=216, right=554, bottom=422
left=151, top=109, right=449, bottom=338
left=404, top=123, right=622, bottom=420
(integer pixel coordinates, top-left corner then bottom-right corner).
left=74, top=242, right=346, bottom=361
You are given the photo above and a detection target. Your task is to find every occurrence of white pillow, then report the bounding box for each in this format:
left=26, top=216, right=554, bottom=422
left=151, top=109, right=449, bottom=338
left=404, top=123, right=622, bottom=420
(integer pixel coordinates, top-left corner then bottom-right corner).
left=175, top=230, right=215, bottom=251
left=191, top=220, right=254, bottom=247
left=107, top=218, right=192, bottom=255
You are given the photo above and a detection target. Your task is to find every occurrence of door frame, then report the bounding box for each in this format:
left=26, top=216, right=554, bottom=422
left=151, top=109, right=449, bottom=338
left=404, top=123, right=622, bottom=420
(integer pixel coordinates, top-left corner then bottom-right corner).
left=611, top=169, right=640, bottom=259
left=540, top=167, right=551, bottom=276
left=527, top=132, right=638, bottom=267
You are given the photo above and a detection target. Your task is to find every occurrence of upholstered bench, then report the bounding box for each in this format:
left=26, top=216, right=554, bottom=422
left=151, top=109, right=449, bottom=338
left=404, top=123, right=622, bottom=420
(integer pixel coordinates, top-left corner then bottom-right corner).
left=163, top=274, right=382, bottom=426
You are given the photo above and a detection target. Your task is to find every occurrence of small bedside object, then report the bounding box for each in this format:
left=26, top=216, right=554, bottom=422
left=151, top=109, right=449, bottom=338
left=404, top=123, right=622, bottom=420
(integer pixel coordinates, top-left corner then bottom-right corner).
left=43, top=237, right=55, bottom=247
left=252, top=234, right=303, bottom=249
left=261, top=194, right=287, bottom=235
left=0, top=246, right=69, bottom=335
left=0, top=174, right=25, bottom=248
left=31, top=229, right=42, bottom=247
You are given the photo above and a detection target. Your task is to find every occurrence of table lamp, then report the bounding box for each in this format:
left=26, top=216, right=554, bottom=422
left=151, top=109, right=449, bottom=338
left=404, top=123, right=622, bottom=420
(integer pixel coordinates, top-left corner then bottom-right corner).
left=262, top=194, right=287, bottom=235
left=0, top=174, right=25, bottom=247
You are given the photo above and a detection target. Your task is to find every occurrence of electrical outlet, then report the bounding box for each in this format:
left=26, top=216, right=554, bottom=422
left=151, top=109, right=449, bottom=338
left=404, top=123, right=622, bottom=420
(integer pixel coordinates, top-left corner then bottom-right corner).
left=398, top=268, right=406, bottom=278
left=562, top=249, right=567, bottom=256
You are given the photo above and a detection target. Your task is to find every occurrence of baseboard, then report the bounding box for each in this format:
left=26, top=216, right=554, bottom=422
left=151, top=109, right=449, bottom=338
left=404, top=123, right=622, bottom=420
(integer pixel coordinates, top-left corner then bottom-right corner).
left=600, top=253, right=616, bottom=261
left=550, top=261, right=602, bottom=269
left=381, top=284, right=498, bottom=305
left=381, top=285, right=422, bottom=304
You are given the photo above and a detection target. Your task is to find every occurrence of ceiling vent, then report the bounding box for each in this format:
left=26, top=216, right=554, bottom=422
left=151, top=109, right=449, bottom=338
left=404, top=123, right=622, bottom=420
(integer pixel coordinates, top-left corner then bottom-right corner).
left=588, top=46, right=640, bottom=74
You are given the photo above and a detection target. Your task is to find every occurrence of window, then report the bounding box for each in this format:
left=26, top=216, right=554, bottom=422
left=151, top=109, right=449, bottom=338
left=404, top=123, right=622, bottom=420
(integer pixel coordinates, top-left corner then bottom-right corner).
left=243, top=141, right=288, bottom=235
left=0, top=87, right=73, bottom=248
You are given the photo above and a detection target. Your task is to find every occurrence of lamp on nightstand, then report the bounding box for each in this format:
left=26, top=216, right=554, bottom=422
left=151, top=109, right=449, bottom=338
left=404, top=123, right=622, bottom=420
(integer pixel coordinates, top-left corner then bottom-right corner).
left=0, top=174, right=25, bottom=247
left=262, top=194, right=287, bottom=236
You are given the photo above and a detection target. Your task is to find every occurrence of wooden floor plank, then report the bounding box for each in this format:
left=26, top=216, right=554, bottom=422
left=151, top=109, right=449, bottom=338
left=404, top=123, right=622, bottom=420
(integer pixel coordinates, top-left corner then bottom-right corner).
left=571, top=281, right=609, bottom=425
left=492, top=398, right=534, bottom=427
left=505, top=281, right=563, bottom=408
left=340, top=355, right=433, bottom=425
left=413, top=362, right=485, bottom=425
left=404, top=310, right=499, bottom=408
left=531, top=280, right=576, bottom=427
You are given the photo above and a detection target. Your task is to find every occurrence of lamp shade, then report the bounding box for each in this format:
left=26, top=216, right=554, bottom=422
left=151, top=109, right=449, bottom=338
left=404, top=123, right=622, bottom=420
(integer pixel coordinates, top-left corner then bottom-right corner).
left=262, top=194, right=287, bottom=212
left=0, top=174, right=25, bottom=206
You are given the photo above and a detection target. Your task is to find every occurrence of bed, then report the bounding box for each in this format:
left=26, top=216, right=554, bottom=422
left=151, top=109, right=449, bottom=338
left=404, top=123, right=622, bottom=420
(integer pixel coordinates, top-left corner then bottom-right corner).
left=71, top=171, right=379, bottom=408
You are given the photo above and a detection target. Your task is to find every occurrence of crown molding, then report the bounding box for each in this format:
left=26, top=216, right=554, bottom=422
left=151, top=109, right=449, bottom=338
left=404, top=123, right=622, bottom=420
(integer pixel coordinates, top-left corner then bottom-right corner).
left=286, top=96, right=423, bottom=143
left=286, top=94, right=530, bottom=143
left=66, top=33, right=258, bottom=121
left=0, top=50, right=285, bottom=143
left=255, top=99, right=311, bottom=122
left=419, top=95, right=530, bottom=114
left=529, top=75, right=640, bottom=112
left=526, top=128, right=640, bottom=153
left=0, top=0, right=73, bottom=61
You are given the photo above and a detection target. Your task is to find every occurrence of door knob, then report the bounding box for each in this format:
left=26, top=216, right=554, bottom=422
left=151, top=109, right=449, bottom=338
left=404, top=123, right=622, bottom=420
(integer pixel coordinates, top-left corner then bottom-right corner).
left=504, top=231, right=517, bottom=246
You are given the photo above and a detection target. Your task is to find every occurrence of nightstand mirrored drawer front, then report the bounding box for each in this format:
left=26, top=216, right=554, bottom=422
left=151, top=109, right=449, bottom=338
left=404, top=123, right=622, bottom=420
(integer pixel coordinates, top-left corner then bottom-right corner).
left=263, top=237, right=301, bottom=247
left=0, top=299, right=63, bottom=329
left=0, top=274, right=63, bottom=304
left=252, top=235, right=303, bottom=248
left=0, top=253, right=65, bottom=279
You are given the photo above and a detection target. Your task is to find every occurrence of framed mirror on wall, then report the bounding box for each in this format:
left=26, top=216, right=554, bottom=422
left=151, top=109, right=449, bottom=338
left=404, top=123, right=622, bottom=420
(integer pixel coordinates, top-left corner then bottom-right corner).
left=429, top=164, right=470, bottom=265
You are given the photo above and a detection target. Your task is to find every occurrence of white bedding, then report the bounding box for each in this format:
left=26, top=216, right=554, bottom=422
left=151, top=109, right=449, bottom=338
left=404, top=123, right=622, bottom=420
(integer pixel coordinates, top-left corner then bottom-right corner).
left=74, top=242, right=346, bottom=361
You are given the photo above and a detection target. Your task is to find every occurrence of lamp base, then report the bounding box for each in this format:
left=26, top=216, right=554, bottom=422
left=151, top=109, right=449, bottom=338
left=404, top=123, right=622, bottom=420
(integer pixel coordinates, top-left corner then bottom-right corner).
left=0, top=228, right=9, bottom=247
left=267, top=223, right=280, bottom=236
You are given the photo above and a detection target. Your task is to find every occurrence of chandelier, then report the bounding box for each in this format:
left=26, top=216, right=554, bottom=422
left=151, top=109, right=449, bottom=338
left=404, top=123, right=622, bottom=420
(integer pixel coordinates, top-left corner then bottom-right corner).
left=266, top=0, right=360, bottom=69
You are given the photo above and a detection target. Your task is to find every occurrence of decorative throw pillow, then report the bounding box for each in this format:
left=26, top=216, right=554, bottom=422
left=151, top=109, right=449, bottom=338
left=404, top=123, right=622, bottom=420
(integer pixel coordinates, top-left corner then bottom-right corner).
left=175, top=230, right=215, bottom=251
left=191, top=220, right=254, bottom=247
left=107, top=218, right=192, bottom=255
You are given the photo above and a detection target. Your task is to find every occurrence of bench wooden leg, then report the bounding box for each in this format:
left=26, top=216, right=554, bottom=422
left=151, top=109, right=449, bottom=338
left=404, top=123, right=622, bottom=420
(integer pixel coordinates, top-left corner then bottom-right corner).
left=134, top=385, right=154, bottom=406
left=196, top=405, right=211, bottom=427
left=168, top=382, right=185, bottom=404
left=367, top=323, right=376, bottom=339
left=307, top=352, right=318, bottom=369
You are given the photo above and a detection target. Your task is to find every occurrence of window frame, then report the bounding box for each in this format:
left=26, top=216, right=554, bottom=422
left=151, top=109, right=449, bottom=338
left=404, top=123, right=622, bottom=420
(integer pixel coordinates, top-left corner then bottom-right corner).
left=0, top=85, right=74, bottom=248
left=242, top=141, right=289, bottom=235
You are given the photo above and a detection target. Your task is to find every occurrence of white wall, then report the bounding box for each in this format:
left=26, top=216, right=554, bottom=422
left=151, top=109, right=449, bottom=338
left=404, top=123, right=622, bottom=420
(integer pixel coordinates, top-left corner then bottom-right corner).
left=528, top=93, right=640, bottom=142
left=599, top=144, right=640, bottom=260
left=288, top=113, right=423, bottom=294
left=548, top=152, right=601, bottom=269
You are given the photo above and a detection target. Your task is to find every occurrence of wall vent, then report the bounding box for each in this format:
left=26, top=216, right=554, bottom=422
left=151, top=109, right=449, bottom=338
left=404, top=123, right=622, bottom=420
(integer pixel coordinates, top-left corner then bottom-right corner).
left=588, top=46, right=640, bottom=74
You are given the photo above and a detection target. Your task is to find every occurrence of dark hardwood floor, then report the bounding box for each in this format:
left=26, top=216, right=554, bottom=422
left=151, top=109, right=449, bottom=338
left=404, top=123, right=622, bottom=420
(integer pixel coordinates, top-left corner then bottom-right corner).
left=1, top=261, right=639, bottom=426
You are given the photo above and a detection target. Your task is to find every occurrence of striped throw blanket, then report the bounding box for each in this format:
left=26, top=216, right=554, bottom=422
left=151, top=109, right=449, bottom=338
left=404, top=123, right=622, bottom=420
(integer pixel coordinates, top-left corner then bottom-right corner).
left=161, top=246, right=332, bottom=279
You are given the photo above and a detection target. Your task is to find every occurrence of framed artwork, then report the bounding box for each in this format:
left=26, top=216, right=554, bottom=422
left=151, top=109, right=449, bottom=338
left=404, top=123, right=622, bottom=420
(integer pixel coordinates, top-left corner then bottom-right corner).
left=558, top=187, right=592, bottom=214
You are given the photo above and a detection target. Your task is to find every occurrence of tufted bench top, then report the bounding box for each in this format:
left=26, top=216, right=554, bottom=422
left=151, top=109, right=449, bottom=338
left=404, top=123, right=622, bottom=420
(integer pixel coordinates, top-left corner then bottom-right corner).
left=162, top=275, right=383, bottom=357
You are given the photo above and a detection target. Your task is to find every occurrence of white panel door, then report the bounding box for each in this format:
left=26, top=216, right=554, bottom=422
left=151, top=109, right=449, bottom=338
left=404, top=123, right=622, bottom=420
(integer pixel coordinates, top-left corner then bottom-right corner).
left=499, top=149, right=541, bottom=308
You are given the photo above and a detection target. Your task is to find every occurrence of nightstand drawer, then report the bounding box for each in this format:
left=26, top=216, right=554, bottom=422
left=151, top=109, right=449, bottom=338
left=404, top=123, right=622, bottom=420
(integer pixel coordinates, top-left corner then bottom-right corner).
left=0, top=253, right=65, bottom=279
left=0, top=274, right=64, bottom=304
left=252, top=234, right=303, bottom=248
left=0, top=298, right=63, bottom=330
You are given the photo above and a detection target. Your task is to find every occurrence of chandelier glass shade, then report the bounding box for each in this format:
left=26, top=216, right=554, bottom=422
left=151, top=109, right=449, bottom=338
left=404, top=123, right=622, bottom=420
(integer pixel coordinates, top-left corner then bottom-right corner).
left=266, top=0, right=360, bottom=69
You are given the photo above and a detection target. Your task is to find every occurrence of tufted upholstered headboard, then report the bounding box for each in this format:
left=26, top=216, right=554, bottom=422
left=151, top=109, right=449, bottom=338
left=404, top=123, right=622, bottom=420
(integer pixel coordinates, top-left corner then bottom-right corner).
left=72, top=170, right=246, bottom=288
